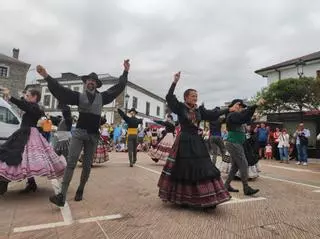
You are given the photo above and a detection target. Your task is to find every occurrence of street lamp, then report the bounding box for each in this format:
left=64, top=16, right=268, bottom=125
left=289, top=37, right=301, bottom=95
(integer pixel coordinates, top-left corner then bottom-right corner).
left=125, top=93, right=130, bottom=113
left=296, top=59, right=305, bottom=79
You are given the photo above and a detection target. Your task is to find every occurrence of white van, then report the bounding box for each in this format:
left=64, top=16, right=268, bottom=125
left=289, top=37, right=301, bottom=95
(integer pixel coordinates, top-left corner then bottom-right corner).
left=0, top=97, right=21, bottom=144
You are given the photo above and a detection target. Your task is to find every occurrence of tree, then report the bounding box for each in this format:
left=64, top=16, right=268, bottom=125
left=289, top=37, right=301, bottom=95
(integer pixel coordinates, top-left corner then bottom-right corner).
left=252, top=77, right=320, bottom=118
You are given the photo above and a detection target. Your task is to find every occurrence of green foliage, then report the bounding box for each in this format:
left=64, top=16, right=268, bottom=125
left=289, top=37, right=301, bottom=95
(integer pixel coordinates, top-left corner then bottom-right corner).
left=253, top=77, right=320, bottom=113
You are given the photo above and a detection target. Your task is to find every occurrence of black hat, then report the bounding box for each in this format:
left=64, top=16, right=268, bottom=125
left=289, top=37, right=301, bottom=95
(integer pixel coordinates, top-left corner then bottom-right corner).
left=81, top=72, right=102, bottom=88
left=128, top=108, right=138, bottom=114
left=228, top=99, right=247, bottom=108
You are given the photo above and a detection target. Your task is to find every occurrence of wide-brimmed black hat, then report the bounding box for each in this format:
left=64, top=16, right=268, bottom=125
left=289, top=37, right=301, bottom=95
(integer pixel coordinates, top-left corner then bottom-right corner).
left=81, top=72, right=102, bottom=88
left=228, top=99, right=247, bottom=108
left=128, top=108, right=138, bottom=114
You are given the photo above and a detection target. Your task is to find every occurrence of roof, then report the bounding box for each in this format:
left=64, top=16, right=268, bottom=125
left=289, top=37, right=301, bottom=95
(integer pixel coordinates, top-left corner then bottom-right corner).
left=255, top=50, right=320, bottom=74
left=0, top=53, right=30, bottom=66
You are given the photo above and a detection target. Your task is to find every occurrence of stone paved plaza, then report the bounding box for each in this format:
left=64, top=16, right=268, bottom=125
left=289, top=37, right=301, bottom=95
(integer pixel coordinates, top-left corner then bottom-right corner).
left=0, top=152, right=319, bottom=239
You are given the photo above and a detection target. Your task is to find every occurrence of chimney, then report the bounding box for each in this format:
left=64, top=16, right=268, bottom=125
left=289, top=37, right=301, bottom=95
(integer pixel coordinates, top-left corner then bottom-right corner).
left=12, top=48, right=19, bottom=59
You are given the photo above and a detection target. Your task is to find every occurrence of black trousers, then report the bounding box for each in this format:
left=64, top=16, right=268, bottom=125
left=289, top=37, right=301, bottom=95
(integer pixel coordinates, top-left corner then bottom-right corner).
left=127, top=135, right=138, bottom=164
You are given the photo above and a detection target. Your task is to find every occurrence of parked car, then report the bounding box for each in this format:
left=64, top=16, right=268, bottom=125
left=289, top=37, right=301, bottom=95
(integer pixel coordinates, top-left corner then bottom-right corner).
left=0, top=97, right=21, bottom=144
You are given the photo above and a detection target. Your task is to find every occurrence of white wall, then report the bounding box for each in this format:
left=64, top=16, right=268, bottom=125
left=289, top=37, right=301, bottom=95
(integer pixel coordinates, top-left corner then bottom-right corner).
left=266, top=61, right=320, bottom=86
left=126, top=86, right=165, bottom=119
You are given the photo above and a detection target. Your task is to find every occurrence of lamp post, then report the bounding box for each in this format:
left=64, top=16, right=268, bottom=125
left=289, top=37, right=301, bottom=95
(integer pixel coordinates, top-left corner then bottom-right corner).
left=125, top=93, right=130, bottom=113
left=296, top=59, right=305, bottom=79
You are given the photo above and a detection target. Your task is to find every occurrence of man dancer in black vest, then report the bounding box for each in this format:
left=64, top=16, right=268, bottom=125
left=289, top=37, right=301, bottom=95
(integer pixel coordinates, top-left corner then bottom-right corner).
left=117, top=108, right=142, bottom=167
left=36, top=60, right=130, bottom=207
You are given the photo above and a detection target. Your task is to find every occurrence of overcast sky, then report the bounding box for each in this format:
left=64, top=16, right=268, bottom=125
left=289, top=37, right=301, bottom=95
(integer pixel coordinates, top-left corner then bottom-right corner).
left=1, top=0, right=320, bottom=107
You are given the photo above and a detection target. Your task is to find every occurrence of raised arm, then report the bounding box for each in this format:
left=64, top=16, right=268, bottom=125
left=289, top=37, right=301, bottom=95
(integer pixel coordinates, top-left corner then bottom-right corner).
left=9, top=97, right=42, bottom=116
left=166, top=72, right=182, bottom=114
left=199, top=105, right=229, bottom=121
left=102, top=60, right=130, bottom=105
left=117, top=108, right=130, bottom=123
left=37, top=65, right=79, bottom=105
left=228, top=105, right=257, bottom=125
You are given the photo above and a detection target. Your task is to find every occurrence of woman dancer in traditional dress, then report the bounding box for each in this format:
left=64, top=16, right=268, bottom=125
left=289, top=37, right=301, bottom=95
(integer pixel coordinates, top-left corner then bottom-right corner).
left=0, top=88, right=66, bottom=195
left=149, top=114, right=176, bottom=163
left=52, top=102, right=72, bottom=158
left=158, top=72, right=233, bottom=209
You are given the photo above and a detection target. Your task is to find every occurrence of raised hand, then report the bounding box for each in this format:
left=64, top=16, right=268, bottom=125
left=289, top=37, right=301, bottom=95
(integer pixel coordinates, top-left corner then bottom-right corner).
left=36, top=65, right=48, bottom=78
left=123, top=59, right=130, bottom=72
left=173, top=71, right=181, bottom=84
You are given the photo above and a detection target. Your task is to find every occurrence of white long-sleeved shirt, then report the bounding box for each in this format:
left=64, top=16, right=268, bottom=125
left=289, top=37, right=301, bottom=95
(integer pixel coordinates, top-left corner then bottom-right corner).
left=278, top=133, right=290, bottom=148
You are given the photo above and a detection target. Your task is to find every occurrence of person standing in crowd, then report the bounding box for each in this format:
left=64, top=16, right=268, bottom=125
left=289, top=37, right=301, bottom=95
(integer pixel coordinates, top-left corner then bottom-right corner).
left=41, top=114, right=53, bottom=142
left=36, top=59, right=130, bottom=207
left=272, top=128, right=281, bottom=160
left=255, top=123, right=269, bottom=159
left=0, top=87, right=66, bottom=195
left=294, top=123, right=310, bottom=166
left=117, top=108, right=143, bottom=167
left=149, top=114, right=176, bottom=163
left=278, top=128, right=290, bottom=163
left=224, top=98, right=265, bottom=196
left=158, top=72, right=233, bottom=210
left=52, top=102, right=73, bottom=158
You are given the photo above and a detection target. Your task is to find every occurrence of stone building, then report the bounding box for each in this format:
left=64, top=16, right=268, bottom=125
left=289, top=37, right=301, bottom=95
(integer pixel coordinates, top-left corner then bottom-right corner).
left=0, top=49, right=30, bottom=98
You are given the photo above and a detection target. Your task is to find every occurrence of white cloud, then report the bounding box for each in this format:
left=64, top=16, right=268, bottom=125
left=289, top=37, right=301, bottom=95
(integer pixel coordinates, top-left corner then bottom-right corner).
left=1, top=0, right=320, bottom=108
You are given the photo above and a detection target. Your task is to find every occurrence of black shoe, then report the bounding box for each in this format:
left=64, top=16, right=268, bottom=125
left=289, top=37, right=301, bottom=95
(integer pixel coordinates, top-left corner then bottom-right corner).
left=20, top=182, right=37, bottom=194
left=244, top=186, right=259, bottom=196
left=49, top=193, right=65, bottom=207
left=225, top=184, right=239, bottom=192
left=0, top=181, right=8, bottom=195
left=203, top=205, right=217, bottom=212
left=74, top=189, right=83, bottom=201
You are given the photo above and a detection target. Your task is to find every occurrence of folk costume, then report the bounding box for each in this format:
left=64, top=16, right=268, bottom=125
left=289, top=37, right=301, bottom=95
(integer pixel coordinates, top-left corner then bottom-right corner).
left=158, top=82, right=231, bottom=208
left=0, top=97, right=66, bottom=195
left=48, top=71, right=128, bottom=206
left=52, top=103, right=72, bottom=158
left=149, top=119, right=175, bottom=163
left=224, top=99, right=260, bottom=195
left=117, top=108, right=143, bottom=167
left=218, top=129, right=260, bottom=179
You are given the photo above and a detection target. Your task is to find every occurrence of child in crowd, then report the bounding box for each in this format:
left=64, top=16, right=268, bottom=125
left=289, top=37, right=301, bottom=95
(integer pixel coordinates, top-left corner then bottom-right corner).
left=265, top=143, right=273, bottom=159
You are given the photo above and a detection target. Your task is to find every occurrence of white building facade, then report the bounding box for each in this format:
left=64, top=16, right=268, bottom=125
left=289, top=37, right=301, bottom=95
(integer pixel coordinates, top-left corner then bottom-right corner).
left=255, top=51, right=320, bottom=85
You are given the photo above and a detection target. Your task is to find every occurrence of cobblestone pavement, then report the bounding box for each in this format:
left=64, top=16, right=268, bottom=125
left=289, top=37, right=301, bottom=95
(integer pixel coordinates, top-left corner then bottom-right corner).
left=0, top=152, right=319, bottom=239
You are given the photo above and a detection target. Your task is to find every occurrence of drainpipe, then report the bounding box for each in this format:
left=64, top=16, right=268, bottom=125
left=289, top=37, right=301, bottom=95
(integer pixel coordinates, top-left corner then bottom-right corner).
left=275, top=69, right=281, bottom=81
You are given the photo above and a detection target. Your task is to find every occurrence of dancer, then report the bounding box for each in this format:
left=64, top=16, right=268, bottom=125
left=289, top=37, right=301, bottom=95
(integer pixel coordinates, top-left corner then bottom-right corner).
left=224, top=98, right=265, bottom=196
left=218, top=124, right=260, bottom=179
left=52, top=102, right=72, bottom=158
left=149, top=114, right=176, bottom=163
left=36, top=59, right=130, bottom=207
left=117, top=108, right=142, bottom=167
left=0, top=88, right=66, bottom=195
left=158, top=72, right=233, bottom=209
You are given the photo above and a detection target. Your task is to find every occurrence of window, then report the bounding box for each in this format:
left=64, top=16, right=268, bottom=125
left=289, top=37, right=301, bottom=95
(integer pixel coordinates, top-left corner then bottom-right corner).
left=73, top=86, right=80, bottom=92
left=0, top=106, right=19, bottom=124
left=156, top=106, right=160, bottom=116
left=132, top=96, right=138, bottom=108
left=44, top=95, right=51, bottom=107
left=0, top=66, right=9, bottom=78
left=146, top=102, right=150, bottom=116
